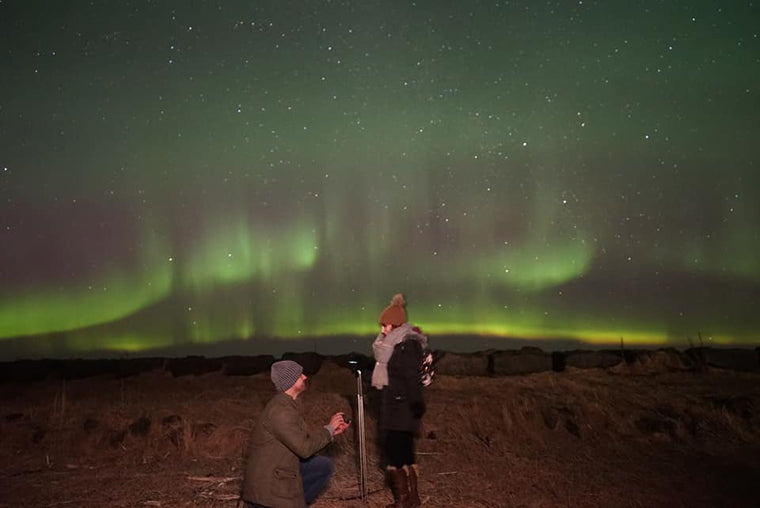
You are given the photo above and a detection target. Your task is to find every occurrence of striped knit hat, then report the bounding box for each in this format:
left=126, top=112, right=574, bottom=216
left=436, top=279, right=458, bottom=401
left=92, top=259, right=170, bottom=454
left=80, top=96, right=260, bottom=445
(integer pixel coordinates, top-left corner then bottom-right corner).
left=270, top=360, right=303, bottom=392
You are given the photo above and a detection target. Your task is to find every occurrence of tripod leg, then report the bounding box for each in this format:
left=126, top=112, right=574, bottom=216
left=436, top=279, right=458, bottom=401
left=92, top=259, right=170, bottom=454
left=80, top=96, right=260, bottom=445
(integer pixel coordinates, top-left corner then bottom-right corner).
left=356, top=371, right=368, bottom=503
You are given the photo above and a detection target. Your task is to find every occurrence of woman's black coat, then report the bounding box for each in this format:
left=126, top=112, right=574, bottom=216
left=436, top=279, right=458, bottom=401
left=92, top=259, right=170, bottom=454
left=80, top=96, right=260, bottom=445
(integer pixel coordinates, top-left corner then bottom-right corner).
left=379, top=336, right=426, bottom=433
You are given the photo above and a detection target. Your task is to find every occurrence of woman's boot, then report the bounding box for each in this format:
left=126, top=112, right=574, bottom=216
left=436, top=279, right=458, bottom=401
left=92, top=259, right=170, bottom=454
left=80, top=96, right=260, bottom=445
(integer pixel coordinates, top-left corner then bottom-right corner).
left=386, top=466, right=410, bottom=508
left=405, top=464, right=421, bottom=507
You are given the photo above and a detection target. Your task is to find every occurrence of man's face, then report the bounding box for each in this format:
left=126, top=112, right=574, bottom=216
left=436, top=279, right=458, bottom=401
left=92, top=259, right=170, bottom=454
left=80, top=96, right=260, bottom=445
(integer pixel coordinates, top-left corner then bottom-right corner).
left=291, top=373, right=308, bottom=395
left=381, top=323, right=393, bottom=335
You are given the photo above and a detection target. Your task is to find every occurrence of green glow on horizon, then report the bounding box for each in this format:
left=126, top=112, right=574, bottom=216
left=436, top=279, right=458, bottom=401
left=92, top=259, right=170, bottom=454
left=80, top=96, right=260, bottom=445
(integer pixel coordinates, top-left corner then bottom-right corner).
left=0, top=278, right=169, bottom=340
left=66, top=332, right=177, bottom=353
left=0, top=233, right=173, bottom=340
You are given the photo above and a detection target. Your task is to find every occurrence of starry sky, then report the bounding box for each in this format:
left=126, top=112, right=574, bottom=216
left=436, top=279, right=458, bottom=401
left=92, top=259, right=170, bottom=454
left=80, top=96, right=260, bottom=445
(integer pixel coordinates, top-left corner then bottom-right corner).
left=1, top=1, right=759, bottom=359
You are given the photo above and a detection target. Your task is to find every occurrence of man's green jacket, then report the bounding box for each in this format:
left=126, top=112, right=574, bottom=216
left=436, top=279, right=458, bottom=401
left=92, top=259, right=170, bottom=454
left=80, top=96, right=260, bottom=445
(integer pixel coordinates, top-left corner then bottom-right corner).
left=242, top=392, right=332, bottom=508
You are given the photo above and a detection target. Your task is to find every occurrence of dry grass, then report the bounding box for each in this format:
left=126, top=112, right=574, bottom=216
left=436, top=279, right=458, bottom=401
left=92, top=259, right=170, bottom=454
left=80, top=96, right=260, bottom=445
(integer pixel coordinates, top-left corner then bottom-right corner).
left=1, top=360, right=758, bottom=507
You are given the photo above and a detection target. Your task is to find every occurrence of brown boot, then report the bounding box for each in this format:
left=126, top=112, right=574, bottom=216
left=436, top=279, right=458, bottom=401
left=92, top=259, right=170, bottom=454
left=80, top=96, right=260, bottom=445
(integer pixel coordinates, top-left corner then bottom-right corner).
left=405, top=464, right=421, bottom=507
left=386, top=466, right=410, bottom=508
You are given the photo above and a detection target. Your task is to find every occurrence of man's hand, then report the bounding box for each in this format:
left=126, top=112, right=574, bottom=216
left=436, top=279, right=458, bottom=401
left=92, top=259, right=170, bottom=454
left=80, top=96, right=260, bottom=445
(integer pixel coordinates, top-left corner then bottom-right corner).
left=329, top=412, right=351, bottom=436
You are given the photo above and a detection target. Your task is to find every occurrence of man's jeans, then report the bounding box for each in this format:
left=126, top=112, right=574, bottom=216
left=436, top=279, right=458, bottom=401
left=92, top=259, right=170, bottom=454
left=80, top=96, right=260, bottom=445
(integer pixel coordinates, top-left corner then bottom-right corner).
left=244, top=455, right=334, bottom=508
left=301, top=455, right=334, bottom=505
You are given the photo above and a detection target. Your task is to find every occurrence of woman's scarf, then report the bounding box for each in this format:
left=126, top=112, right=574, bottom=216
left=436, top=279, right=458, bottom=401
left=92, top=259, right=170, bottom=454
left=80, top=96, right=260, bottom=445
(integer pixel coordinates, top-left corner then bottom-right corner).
left=371, top=323, right=427, bottom=389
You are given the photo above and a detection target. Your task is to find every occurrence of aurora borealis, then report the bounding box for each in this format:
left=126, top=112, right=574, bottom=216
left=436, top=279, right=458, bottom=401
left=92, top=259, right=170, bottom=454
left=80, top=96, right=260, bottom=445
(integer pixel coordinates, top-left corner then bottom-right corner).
left=1, top=1, right=758, bottom=359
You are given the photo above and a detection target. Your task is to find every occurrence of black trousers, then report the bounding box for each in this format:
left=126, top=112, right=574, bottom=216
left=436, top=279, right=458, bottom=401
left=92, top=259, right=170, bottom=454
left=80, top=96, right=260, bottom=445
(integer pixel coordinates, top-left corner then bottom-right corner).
left=384, top=429, right=415, bottom=467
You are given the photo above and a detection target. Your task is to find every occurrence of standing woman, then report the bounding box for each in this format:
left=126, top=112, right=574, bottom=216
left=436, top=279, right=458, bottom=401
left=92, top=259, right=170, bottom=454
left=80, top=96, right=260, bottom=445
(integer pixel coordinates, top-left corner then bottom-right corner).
left=372, top=293, right=427, bottom=508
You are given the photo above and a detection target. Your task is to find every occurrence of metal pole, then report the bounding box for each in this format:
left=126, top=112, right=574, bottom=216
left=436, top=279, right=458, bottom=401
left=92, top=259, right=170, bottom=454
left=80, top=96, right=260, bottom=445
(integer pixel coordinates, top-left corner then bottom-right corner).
left=355, top=368, right=368, bottom=503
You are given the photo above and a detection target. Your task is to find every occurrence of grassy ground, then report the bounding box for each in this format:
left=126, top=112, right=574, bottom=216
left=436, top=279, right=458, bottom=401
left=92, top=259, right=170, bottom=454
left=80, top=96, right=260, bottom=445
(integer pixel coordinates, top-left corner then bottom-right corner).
left=1, top=359, right=758, bottom=507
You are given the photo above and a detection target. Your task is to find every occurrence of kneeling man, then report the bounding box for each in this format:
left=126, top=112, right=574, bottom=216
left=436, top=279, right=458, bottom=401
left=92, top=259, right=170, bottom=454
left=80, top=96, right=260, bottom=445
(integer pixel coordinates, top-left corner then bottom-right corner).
left=242, top=360, right=350, bottom=508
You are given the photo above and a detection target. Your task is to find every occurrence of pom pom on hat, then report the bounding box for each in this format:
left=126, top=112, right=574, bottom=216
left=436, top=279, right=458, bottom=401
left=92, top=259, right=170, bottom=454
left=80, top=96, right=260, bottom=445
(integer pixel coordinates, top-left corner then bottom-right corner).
left=378, top=293, right=407, bottom=326
left=270, top=360, right=303, bottom=392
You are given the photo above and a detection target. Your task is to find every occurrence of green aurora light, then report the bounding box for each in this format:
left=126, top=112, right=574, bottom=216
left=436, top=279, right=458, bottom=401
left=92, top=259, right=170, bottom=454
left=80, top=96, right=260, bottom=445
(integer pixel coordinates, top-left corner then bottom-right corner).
left=1, top=1, right=758, bottom=359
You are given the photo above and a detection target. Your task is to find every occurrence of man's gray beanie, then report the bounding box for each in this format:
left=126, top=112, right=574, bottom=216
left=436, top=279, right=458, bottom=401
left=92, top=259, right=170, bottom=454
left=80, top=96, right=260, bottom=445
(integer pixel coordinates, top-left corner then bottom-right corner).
left=270, top=360, right=303, bottom=392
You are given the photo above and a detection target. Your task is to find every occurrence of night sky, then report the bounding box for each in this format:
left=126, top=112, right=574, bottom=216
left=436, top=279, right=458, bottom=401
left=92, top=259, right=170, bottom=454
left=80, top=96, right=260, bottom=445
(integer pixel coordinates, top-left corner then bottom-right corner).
left=1, top=1, right=758, bottom=359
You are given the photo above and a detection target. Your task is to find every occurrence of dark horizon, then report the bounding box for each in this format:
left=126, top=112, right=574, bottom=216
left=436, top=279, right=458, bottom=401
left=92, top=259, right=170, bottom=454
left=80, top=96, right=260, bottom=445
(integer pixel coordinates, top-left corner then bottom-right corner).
left=1, top=331, right=756, bottom=364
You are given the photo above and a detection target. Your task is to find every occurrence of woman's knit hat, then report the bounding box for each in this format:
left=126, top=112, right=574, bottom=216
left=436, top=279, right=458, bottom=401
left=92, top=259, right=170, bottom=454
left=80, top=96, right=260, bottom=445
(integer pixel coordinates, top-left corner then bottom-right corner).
left=270, top=360, right=303, bottom=392
left=378, top=293, right=407, bottom=326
